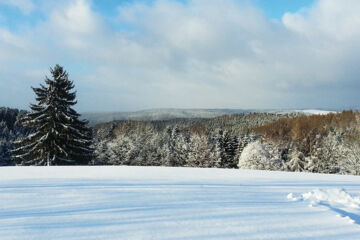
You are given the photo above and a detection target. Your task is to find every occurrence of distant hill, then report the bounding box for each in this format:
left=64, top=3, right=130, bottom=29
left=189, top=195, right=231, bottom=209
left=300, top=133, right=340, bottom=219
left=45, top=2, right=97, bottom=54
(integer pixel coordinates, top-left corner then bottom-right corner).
left=81, top=109, right=252, bottom=125
left=269, top=109, right=337, bottom=115
left=81, top=108, right=337, bottom=125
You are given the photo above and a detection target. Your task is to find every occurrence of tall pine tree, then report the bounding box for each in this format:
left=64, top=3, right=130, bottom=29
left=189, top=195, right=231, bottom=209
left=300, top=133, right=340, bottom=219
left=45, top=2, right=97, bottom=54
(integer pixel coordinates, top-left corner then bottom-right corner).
left=12, top=65, right=93, bottom=166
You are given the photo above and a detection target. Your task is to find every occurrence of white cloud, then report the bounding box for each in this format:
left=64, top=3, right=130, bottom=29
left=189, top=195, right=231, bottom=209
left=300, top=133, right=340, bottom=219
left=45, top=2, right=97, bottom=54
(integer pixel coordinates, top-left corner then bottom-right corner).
left=50, top=0, right=100, bottom=35
left=1, top=0, right=360, bottom=111
left=0, top=27, right=26, bottom=48
left=283, top=0, right=360, bottom=41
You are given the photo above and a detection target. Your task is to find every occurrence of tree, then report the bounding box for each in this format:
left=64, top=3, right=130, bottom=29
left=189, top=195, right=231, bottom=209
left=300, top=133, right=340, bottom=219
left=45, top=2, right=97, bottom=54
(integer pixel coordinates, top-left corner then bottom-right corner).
left=339, top=130, right=360, bottom=175
left=0, top=108, right=29, bottom=166
left=186, top=133, right=212, bottom=167
left=238, top=140, right=268, bottom=170
left=215, top=130, right=239, bottom=168
left=12, top=65, right=93, bottom=166
left=163, top=126, right=188, bottom=166
left=286, top=150, right=306, bottom=172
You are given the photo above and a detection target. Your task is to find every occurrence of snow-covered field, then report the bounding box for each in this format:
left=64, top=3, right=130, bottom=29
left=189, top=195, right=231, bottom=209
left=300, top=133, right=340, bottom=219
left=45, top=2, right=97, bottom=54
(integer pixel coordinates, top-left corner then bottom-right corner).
left=1, top=166, right=360, bottom=240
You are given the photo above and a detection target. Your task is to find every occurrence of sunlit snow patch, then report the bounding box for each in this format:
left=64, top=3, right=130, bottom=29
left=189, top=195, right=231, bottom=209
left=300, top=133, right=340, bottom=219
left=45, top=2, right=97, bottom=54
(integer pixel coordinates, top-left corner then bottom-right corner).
left=287, top=189, right=360, bottom=224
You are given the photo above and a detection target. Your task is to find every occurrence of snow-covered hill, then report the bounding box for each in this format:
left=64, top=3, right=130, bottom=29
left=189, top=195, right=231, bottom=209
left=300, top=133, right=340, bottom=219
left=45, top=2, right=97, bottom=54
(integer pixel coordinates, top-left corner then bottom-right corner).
left=1, top=166, right=360, bottom=240
left=271, top=109, right=337, bottom=115
left=82, top=108, right=251, bottom=124
left=82, top=108, right=337, bottom=124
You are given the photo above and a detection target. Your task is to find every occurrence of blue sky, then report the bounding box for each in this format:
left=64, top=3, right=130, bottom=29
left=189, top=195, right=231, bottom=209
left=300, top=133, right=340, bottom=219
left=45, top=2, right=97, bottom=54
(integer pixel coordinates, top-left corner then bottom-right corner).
left=0, top=0, right=359, bottom=112
left=255, top=0, right=314, bottom=18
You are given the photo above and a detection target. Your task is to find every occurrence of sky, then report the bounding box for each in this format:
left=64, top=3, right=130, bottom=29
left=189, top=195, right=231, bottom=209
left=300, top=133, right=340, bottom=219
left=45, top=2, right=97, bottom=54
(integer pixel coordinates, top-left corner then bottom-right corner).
left=0, top=0, right=359, bottom=112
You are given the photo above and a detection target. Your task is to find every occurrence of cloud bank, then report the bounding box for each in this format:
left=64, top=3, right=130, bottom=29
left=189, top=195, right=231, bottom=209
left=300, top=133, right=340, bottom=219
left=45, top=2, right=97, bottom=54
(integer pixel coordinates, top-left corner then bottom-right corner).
left=0, top=0, right=359, bottom=111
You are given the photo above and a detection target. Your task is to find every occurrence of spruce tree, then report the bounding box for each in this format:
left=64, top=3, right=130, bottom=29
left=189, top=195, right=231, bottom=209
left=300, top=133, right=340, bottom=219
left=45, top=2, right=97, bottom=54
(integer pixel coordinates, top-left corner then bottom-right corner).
left=216, top=130, right=239, bottom=168
left=12, top=65, right=93, bottom=166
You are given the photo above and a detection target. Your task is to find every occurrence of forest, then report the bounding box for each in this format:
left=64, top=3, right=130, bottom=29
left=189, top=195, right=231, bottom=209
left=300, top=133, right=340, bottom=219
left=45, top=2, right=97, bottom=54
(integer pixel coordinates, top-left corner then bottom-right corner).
left=1, top=106, right=359, bottom=175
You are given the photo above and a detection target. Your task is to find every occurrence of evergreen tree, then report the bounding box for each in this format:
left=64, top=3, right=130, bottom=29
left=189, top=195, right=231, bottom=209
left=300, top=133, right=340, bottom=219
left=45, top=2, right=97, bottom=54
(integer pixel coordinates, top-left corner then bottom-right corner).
left=186, top=134, right=212, bottom=167
left=215, top=130, right=239, bottom=168
left=12, top=65, right=93, bottom=166
left=286, top=150, right=306, bottom=172
left=164, top=126, right=188, bottom=166
left=0, top=108, right=29, bottom=166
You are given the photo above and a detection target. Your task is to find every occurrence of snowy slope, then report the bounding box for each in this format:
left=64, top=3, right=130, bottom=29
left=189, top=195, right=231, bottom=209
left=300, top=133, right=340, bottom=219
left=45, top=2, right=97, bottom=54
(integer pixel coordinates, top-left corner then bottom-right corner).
left=1, top=166, right=360, bottom=240
left=270, top=109, right=337, bottom=115
left=294, top=109, right=337, bottom=115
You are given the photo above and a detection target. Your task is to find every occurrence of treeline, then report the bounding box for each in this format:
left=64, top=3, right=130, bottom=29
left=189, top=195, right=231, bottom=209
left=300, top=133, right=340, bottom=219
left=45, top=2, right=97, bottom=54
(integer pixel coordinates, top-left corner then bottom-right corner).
left=93, top=110, right=360, bottom=175
left=0, top=108, right=30, bottom=165
left=255, top=110, right=356, bottom=144
left=1, top=109, right=288, bottom=167
left=244, top=110, right=360, bottom=174
left=2, top=106, right=360, bottom=175
left=92, top=113, right=291, bottom=167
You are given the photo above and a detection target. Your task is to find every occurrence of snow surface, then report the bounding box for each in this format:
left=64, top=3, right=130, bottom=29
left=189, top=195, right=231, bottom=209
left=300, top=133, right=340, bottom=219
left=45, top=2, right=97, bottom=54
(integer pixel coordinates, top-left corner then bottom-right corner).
left=1, top=166, right=360, bottom=240
left=293, top=109, right=337, bottom=115
left=271, top=109, right=337, bottom=115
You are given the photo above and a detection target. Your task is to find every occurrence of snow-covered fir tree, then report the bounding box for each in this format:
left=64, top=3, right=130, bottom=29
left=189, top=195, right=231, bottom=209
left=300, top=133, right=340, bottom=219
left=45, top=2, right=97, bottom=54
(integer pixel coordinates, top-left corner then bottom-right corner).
left=186, top=134, right=213, bottom=167
left=12, top=65, right=93, bottom=166
left=163, top=126, right=188, bottom=166
left=215, top=130, right=239, bottom=168
left=286, top=150, right=306, bottom=172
